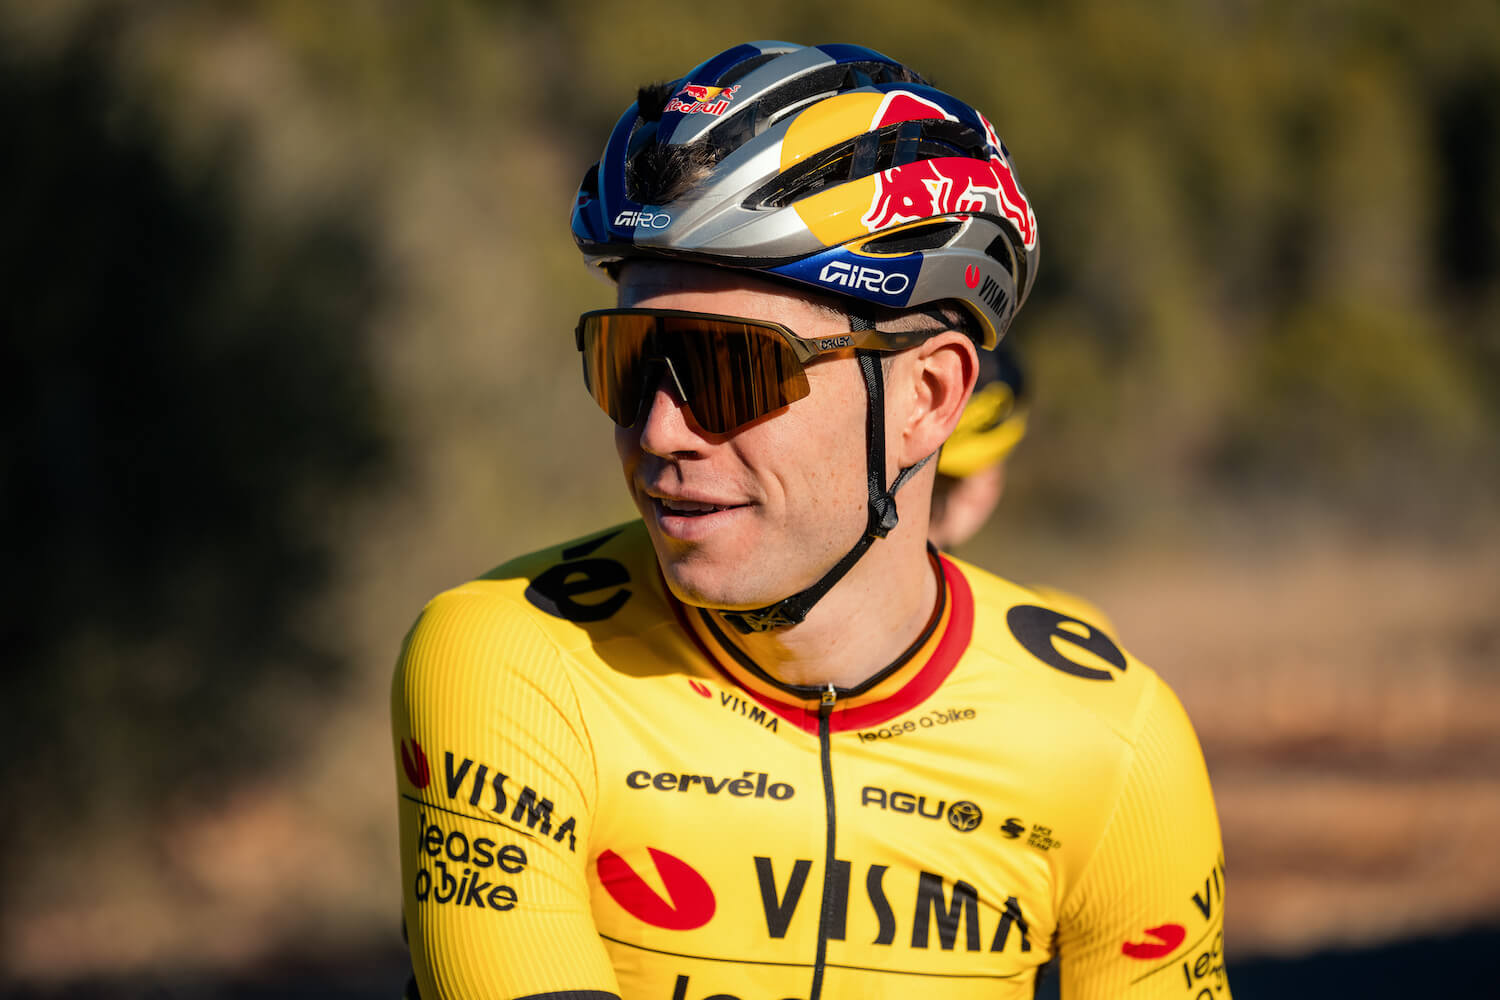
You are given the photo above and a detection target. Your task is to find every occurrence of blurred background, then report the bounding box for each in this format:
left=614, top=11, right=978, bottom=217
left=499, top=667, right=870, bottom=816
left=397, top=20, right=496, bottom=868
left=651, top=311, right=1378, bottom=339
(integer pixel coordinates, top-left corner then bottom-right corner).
left=3, top=1, right=1497, bottom=996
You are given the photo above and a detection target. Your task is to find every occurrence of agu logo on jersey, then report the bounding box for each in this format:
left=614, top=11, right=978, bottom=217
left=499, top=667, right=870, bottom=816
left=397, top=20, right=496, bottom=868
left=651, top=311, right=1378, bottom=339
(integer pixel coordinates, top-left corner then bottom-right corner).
left=860, top=786, right=983, bottom=833
left=947, top=800, right=983, bottom=832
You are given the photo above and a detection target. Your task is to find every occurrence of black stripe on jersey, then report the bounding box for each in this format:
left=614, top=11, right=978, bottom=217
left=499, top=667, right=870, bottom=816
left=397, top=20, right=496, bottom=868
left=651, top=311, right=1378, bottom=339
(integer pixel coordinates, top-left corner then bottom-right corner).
left=598, top=933, right=1025, bottom=978
left=400, top=792, right=537, bottom=841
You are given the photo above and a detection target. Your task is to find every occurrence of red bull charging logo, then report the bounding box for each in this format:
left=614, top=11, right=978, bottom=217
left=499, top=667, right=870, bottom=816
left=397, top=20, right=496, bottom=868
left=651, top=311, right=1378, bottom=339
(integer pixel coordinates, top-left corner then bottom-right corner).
left=860, top=92, right=1037, bottom=250
left=665, top=83, right=740, bottom=117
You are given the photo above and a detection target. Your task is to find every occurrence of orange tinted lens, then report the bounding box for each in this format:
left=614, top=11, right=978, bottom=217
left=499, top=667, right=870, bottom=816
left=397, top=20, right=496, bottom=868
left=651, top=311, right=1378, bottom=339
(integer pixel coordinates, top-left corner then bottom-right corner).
left=662, top=317, right=811, bottom=433
left=579, top=313, right=810, bottom=433
left=580, top=317, right=648, bottom=427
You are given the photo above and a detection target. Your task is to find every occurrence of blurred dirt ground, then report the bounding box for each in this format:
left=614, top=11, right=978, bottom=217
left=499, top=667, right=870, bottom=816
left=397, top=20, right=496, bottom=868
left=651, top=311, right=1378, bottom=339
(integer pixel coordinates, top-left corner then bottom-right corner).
left=4, top=529, right=1498, bottom=994
left=1085, top=527, right=1500, bottom=956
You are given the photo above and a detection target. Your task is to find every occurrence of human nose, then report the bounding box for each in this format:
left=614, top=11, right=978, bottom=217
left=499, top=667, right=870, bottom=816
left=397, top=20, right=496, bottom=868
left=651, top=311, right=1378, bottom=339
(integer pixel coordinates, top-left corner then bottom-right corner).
left=634, top=370, right=711, bottom=457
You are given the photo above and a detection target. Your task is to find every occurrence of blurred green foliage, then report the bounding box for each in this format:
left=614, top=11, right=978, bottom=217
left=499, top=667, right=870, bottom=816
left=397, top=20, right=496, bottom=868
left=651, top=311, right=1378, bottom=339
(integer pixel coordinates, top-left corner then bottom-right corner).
left=1, top=0, right=1497, bottom=920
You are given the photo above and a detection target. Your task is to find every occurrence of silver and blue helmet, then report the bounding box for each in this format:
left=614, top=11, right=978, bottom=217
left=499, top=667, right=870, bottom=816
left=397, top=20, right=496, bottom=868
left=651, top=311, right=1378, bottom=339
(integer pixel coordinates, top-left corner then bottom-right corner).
left=573, top=41, right=1038, bottom=347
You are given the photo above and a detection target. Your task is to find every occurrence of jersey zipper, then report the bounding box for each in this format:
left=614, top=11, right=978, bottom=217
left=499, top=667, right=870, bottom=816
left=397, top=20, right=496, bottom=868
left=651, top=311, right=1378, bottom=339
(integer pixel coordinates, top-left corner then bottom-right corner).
left=809, top=683, right=839, bottom=1000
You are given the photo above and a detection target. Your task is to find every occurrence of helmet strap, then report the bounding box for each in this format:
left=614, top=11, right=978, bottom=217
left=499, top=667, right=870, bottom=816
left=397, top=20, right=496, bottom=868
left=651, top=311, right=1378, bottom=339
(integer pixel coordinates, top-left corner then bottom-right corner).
left=720, top=329, right=935, bottom=634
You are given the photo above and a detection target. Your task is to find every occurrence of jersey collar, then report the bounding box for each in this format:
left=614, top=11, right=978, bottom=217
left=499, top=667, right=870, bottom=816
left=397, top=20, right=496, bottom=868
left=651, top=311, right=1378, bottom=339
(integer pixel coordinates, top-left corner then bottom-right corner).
left=669, top=548, right=975, bottom=734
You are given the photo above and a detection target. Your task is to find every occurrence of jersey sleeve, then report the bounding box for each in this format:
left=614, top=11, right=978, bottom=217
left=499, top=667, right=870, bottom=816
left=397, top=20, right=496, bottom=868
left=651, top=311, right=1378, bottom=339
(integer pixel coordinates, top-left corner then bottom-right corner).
left=1057, top=678, right=1231, bottom=1000
left=391, top=584, right=621, bottom=999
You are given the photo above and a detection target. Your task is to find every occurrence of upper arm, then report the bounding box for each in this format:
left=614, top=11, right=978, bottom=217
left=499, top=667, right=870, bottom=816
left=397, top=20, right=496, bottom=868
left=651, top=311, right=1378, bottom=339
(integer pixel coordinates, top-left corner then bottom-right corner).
left=391, top=587, right=620, bottom=999
left=1057, top=681, right=1231, bottom=1000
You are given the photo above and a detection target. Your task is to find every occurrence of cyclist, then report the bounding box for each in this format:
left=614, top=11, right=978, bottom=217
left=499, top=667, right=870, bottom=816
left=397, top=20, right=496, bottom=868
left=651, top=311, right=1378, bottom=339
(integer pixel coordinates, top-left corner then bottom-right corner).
left=392, top=41, right=1229, bottom=1000
left=930, top=346, right=1116, bottom=638
left=929, top=341, right=1029, bottom=550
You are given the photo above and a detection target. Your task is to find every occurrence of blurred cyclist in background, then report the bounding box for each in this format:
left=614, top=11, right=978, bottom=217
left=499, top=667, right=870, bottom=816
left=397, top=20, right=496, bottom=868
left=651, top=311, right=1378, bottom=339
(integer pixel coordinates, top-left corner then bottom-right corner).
left=928, top=340, right=1028, bottom=550
left=392, top=39, right=1228, bottom=1000
left=930, top=344, right=1116, bottom=634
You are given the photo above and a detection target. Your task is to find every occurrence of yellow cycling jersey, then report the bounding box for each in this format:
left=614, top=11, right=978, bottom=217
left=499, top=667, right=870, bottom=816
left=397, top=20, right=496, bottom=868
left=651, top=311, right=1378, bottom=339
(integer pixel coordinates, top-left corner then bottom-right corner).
left=391, top=521, right=1229, bottom=1000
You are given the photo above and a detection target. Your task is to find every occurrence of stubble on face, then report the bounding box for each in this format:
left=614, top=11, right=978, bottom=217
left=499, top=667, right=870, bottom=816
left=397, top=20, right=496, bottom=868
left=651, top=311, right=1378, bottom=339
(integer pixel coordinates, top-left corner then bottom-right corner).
left=613, top=262, right=870, bottom=611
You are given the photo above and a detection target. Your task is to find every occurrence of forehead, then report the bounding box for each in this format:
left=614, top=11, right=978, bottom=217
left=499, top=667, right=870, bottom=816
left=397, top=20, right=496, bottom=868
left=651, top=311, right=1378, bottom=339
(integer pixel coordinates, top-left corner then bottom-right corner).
left=617, top=260, right=847, bottom=332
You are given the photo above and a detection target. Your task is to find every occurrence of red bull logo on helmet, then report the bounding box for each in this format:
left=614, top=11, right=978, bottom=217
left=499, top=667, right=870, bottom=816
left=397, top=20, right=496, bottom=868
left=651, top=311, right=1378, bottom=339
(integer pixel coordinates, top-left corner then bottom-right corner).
left=976, top=111, right=1037, bottom=249
left=859, top=92, right=1037, bottom=250
left=861, top=157, right=1006, bottom=231
left=665, top=83, right=741, bottom=117
left=869, top=90, right=957, bottom=129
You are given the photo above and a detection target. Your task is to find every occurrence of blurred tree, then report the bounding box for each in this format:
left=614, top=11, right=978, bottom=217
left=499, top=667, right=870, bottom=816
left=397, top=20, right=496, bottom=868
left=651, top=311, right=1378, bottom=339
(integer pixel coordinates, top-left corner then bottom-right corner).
left=2, top=0, right=1499, bottom=977
left=0, top=11, right=390, bottom=844
left=1211, top=298, right=1489, bottom=523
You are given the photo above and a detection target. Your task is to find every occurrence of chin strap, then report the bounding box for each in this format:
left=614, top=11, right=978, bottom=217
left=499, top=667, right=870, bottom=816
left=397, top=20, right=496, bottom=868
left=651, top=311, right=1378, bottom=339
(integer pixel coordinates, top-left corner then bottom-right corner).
left=720, top=337, right=935, bottom=635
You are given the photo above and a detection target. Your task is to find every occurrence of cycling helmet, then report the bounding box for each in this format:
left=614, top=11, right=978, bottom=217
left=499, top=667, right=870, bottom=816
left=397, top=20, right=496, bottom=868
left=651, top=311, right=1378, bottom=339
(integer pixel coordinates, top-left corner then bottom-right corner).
left=572, top=42, right=1040, bottom=632
left=572, top=40, right=1038, bottom=347
left=936, top=339, right=1029, bottom=479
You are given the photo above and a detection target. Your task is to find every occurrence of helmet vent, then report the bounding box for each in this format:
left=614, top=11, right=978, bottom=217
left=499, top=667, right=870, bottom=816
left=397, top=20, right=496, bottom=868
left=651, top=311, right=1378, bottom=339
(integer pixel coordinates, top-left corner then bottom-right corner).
left=984, top=232, right=1024, bottom=299
left=746, top=62, right=924, bottom=131
left=861, top=220, right=965, bottom=254
left=746, top=120, right=990, bottom=210
left=714, top=53, right=781, bottom=87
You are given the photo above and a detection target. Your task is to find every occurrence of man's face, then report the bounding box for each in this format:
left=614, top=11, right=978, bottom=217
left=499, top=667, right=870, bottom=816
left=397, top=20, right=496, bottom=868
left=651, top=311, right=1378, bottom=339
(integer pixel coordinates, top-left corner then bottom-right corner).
left=614, top=260, right=872, bottom=611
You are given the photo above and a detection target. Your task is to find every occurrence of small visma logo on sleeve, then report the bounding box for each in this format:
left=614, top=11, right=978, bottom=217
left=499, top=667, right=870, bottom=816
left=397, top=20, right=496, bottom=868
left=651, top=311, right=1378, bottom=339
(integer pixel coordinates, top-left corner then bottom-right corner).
left=402, top=746, right=580, bottom=853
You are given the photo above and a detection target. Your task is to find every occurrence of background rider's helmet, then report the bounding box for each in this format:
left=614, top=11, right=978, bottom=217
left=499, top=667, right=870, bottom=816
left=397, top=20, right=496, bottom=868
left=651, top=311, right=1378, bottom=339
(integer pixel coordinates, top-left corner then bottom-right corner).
left=937, top=339, right=1029, bottom=479
left=572, top=40, right=1038, bottom=347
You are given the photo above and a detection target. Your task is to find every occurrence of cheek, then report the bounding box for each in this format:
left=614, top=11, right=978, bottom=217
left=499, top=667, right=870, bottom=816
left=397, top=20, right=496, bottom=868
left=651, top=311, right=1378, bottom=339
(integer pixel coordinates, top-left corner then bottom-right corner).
left=614, top=425, right=641, bottom=479
left=766, top=367, right=869, bottom=505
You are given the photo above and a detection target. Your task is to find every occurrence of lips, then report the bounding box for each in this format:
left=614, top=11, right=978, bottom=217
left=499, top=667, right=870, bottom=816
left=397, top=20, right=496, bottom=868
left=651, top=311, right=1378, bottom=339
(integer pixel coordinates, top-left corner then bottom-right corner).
left=660, top=497, right=733, bottom=516
left=646, top=491, right=749, bottom=539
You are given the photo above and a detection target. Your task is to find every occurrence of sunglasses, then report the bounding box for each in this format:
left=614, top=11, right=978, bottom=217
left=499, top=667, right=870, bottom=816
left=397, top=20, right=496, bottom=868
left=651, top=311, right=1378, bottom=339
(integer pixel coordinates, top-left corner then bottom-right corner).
left=576, top=308, right=937, bottom=435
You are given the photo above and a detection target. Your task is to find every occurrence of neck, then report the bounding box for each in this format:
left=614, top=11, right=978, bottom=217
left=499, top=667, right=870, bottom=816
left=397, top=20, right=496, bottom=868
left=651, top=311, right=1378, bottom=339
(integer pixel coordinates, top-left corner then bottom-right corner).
left=703, top=521, right=942, bottom=690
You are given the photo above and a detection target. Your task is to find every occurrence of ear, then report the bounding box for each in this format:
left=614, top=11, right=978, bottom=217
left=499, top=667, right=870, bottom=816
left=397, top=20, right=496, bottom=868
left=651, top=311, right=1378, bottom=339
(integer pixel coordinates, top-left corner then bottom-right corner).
left=893, top=331, right=979, bottom=468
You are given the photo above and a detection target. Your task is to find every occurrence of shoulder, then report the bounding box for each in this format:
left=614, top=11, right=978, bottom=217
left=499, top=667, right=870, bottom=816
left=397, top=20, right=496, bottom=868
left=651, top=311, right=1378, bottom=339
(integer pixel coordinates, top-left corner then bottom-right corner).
left=945, top=555, right=1218, bottom=901
left=395, top=520, right=668, bottom=690
left=944, top=553, right=1178, bottom=751
left=449, top=519, right=663, bottom=636
left=1024, top=582, right=1117, bottom=636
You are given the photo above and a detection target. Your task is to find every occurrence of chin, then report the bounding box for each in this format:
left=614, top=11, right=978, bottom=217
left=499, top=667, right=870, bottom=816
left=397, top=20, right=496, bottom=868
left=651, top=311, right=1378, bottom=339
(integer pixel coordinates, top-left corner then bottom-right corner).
left=648, top=543, right=778, bottom=612
left=639, top=514, right=748, bottom=605
left=658, top=558, right=758, bottom=611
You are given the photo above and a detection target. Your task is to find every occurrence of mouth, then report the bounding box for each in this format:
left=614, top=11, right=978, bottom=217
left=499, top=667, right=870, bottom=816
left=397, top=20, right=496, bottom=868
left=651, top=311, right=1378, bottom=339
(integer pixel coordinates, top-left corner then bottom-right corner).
left=657, top=497, right=739, bottom=517
left=647, top=492, right=750, bottom=539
